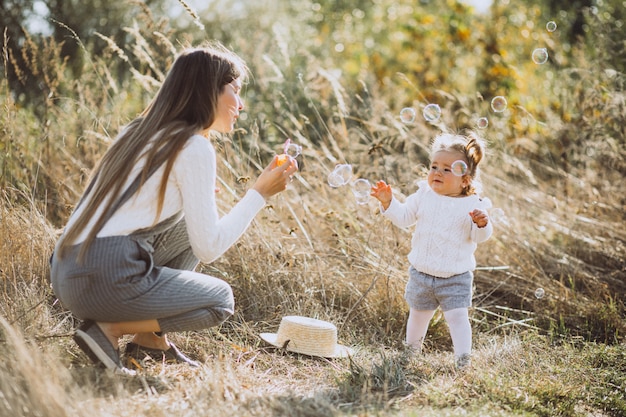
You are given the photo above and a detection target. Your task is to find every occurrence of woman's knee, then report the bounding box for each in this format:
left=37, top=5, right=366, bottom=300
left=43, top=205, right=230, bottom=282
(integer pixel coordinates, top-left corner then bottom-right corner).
left=212, top=279, right=235, bottom=322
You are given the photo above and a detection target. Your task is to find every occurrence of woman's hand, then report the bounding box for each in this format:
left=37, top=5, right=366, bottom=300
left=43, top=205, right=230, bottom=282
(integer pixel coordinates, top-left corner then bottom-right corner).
left=371, top=180, right=393, bottom=210
left=252, top=155, right=299, bottom=200
left=469, top=209, right=489, bottom=228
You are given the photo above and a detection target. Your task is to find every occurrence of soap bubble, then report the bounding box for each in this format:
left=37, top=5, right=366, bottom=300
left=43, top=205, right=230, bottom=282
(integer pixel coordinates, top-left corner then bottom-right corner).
left=400, top=107, right=416, bottom=123
left=351, top=178, right=372, bottom=205
left=532, top=48, right=549, bottom=64
left=476, top=117, right=489, bottom=129
left=423, top=103, right=441, bottom=122
left=490, top=96, right=507, bottom=113
left=285, top=142, right=302, bottom=158
left=534, top=288, right=545, bottom=299
left=546, top=21, right=557, bottom=32
left=327, top=164, right=353, bottom=188
left=451, top=160, right=468, bottom=176
left=327, top=172, right=343, bottom=188
left=334, top=164, right=353, bottom=183
left=277, top=139, right=302, bottom=166
left=489, top=208, right=508, bottom=226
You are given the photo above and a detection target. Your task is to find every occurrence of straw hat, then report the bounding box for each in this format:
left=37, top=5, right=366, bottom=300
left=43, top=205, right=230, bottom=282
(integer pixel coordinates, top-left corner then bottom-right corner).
left=260, top=316, right=354, bottom=358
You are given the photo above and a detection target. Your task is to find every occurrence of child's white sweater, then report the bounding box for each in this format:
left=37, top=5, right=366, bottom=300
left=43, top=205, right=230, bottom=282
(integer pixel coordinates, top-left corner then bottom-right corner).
left=382, top=180, right=493, bottom=277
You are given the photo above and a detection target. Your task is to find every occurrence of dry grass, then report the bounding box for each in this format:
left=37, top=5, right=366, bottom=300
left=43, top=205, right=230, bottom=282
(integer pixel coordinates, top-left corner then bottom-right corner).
left=3, top=141, right=624, bottom=416
left=1, top=312, right=623, bottom=416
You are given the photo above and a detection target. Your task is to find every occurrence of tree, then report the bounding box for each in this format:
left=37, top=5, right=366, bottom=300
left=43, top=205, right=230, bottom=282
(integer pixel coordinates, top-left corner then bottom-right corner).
left=1, top=0, right=164, bottom=109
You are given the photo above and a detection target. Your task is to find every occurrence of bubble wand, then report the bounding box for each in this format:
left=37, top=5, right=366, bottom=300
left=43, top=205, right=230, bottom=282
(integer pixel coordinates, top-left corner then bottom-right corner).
left=277, top=138, right=302, bottom=166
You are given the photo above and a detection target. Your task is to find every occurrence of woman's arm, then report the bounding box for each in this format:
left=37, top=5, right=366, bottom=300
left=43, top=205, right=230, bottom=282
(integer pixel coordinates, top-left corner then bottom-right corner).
left=175, top=137, right=267, bottom=263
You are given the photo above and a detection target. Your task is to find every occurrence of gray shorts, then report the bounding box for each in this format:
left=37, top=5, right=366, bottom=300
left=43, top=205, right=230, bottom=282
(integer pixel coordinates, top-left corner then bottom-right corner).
left=404, top=267, right=473, bottom=311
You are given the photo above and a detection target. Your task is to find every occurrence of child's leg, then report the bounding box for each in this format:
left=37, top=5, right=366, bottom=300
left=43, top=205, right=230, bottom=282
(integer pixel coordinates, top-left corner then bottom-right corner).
left=406, top=308, right=436, bottom=351
left=443, top=307, right=472, bottom=358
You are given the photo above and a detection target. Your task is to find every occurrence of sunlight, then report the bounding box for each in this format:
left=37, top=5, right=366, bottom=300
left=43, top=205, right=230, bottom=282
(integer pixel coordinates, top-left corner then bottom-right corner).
left=459, top=0, right=493, bottom=14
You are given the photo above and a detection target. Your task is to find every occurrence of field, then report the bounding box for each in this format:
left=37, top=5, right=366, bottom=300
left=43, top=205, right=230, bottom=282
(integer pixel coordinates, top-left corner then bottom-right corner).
left=1, top=0, right=625, bottom=416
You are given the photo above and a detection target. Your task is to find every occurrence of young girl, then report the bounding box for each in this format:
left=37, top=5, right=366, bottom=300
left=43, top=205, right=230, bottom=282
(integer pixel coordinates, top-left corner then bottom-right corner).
left=50, top=43, right=298, bottom=375
left=371, top=132, right=492, bottom=369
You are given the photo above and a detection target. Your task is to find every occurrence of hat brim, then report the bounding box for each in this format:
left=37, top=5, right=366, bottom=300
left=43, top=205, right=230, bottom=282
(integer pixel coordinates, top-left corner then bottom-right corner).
left=260, top=332, right=354, bottom=358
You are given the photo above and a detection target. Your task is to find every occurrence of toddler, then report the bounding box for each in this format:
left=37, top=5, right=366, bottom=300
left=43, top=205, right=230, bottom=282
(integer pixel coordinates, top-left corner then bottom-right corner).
left=371, top=131, right=492, bottom=369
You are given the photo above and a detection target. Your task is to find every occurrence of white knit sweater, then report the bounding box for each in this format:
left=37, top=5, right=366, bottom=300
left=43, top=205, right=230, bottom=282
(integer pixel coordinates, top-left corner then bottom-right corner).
left=382, top=180, right=493, bottom=278
left=65, top=134, right=266, bottom=264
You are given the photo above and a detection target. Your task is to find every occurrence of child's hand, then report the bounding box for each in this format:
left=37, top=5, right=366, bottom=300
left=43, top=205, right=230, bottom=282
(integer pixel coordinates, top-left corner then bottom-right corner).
left=371, top=180, right=393, bottom=210
left=469, top=209, right=489, bottom=228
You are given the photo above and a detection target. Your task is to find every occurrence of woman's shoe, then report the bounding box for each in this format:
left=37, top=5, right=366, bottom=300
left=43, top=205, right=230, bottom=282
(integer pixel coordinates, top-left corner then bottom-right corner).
left=124, top=341, right=201, bottom=368
left=74, top=320, right=136, bottom=376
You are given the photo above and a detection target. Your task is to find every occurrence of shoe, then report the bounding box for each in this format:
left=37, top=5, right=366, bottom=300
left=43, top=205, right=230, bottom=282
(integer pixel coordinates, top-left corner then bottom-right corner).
left=399, top=342, right=420, bottom=366
left=124, top=341, right=201, bottom=368
left=455, top=353, right=472, bottom=370
left=74, top=320, right=136, bottom=376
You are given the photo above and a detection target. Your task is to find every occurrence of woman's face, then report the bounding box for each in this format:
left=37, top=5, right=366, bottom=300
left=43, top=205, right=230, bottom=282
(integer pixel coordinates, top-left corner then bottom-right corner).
left=211, top=78, right=244, bottom=133
left=427, top=150, right=469, bottom=197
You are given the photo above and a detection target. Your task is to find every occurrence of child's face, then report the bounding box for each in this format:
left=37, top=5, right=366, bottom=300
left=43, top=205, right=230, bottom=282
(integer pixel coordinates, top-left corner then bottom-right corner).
left=427, top=150, right=469, bottom=197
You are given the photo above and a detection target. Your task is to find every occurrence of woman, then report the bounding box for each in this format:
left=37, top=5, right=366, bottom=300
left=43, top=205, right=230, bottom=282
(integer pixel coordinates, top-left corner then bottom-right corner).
left=50, top=43, right=298, bottom=375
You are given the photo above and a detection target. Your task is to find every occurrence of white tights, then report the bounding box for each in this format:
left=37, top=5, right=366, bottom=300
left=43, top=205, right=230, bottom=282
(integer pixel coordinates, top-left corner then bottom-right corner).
left=405, top=307, right=472, bottom=358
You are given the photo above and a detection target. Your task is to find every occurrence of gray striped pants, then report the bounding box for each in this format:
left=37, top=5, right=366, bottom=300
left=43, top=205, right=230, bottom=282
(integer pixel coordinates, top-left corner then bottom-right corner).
left=50, top=216, right=234, bottom=333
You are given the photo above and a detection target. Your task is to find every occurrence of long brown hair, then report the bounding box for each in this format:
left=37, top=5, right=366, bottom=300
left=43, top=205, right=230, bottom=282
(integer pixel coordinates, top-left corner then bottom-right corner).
left=57, top=43, right=248, bottom=259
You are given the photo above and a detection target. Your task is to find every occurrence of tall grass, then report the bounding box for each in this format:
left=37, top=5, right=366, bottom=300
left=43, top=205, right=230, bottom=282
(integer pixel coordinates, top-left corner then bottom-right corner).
left=0, top=0, right=624, bottom=415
